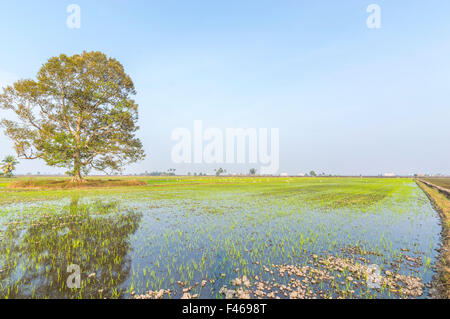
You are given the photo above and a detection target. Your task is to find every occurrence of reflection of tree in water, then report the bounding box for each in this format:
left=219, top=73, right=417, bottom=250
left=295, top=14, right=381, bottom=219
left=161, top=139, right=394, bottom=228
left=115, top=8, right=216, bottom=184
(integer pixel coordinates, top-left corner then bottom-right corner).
left=0, top=197, right=142, bottom=298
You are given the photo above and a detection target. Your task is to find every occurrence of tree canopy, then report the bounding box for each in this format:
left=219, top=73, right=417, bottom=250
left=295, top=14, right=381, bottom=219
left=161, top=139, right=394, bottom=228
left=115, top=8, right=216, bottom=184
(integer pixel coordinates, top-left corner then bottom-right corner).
left=0, top=51, right=145, bottom=181
left=1, top=155, right=19, bottom=178
left=215, top=168, right=226, bottom=176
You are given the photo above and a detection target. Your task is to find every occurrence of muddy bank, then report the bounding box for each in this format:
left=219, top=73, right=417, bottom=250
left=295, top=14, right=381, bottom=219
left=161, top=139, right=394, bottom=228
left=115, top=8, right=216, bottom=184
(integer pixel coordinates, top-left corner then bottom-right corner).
left=7, top=178, right=146, bottom=189
left=416, top=180, right=450, bottom=298
left=418, top=179, right=450, bottom=199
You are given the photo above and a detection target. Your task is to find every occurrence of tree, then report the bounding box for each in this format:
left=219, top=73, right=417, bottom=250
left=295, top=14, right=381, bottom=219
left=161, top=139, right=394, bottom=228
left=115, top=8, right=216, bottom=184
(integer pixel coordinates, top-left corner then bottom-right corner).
left=215, top=168, right=226, bottom=176
left=249, top=168, right=257, bottom=175
left=1, top=155, right=19, bottom=178
left=309, top=170, right=317, bottom=177
left=0, top=51, right=145, bottom=182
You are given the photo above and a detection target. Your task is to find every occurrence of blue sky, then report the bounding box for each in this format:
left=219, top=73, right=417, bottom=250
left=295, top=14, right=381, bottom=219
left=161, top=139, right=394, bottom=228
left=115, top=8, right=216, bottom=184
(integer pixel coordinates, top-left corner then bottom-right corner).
left=0, top=1, right=449, bottom=175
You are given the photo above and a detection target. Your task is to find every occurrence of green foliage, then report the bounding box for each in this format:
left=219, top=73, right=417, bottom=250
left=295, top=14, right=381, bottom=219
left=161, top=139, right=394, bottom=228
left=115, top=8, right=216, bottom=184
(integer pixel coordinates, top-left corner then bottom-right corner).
left=1, top=155, right=19, bottom=178
left=0, top=51, right=145, bottom=181
left=214, top=168, right=226, bottom=176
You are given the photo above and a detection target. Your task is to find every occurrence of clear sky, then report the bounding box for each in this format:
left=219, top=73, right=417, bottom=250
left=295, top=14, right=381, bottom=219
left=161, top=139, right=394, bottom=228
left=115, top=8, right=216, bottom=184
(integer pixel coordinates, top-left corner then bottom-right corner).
left=0, top=0, right=449, bottom=176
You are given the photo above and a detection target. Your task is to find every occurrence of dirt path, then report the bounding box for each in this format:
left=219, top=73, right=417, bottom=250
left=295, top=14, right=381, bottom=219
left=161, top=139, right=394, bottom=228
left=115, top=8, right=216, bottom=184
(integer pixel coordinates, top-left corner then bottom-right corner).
left=416, top=180, right=450, bottom=298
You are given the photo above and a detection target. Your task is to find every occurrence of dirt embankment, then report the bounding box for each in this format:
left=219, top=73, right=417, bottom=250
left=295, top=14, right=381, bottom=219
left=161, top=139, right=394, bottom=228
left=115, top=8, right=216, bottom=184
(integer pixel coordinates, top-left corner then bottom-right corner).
left=7, top=179, right=147, bottom=189
left=419, top=179, right=450, bottom=199
left=416, top=180, right=450, bottom=298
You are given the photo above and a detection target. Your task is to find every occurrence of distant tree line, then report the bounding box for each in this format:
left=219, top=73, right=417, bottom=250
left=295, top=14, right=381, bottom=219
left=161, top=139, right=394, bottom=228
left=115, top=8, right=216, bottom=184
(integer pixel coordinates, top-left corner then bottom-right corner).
left=138, top=169, right=176, bottom=176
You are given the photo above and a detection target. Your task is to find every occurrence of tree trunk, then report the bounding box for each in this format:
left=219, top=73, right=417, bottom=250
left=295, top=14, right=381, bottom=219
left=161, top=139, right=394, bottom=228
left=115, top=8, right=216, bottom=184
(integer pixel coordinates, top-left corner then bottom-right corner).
left=71, top=151, right=84, bottom=183
left=71, top=168, right=83, bottom=183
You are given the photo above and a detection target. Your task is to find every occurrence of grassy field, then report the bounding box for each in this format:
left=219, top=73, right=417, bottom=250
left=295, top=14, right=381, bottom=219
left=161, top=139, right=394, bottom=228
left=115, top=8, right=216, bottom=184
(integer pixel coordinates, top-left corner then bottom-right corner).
left=0, top=176, right=444, bottom=299
left=421, top=178, right=450, bottom=190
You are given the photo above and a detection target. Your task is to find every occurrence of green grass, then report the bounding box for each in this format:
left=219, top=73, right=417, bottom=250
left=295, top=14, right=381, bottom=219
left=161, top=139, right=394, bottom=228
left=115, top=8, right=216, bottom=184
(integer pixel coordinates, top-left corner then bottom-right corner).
left=0, top=176, right=443, bottom=299
left=0, top=176, right=398, bottom=206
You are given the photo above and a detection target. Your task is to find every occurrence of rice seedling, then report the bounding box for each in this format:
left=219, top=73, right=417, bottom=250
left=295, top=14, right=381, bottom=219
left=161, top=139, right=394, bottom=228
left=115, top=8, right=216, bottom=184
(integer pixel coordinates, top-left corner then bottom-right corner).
left=0, top=177, right=442, bottom=298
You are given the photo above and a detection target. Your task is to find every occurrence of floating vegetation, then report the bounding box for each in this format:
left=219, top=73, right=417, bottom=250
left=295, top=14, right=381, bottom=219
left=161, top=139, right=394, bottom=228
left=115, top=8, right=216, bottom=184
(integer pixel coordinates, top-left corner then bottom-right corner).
left=0, top=177, right=442, bottom=298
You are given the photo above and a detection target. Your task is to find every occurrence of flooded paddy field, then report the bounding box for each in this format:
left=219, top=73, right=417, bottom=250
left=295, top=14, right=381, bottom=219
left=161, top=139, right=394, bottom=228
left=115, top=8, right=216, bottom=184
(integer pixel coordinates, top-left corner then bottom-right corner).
left=0, top=177, right=443, bottom=299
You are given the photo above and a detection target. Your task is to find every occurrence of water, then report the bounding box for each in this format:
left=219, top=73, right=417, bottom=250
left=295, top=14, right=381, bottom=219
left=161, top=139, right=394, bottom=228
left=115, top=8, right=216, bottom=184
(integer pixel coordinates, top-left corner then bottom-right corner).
left=0, top=179, right=442, bottom=298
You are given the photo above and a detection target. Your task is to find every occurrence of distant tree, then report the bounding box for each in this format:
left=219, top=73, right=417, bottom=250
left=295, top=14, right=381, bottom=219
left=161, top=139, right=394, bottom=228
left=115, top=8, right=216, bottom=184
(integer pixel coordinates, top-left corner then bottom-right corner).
left=249, top=168, right=257, bottom=175
left=309, top=170, right=317, bottom=177
left=215, top=168, right=226, bottom=176
left=1, top=155, right=19, bottom=178
left=0, top=51, right=145, bottom=182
